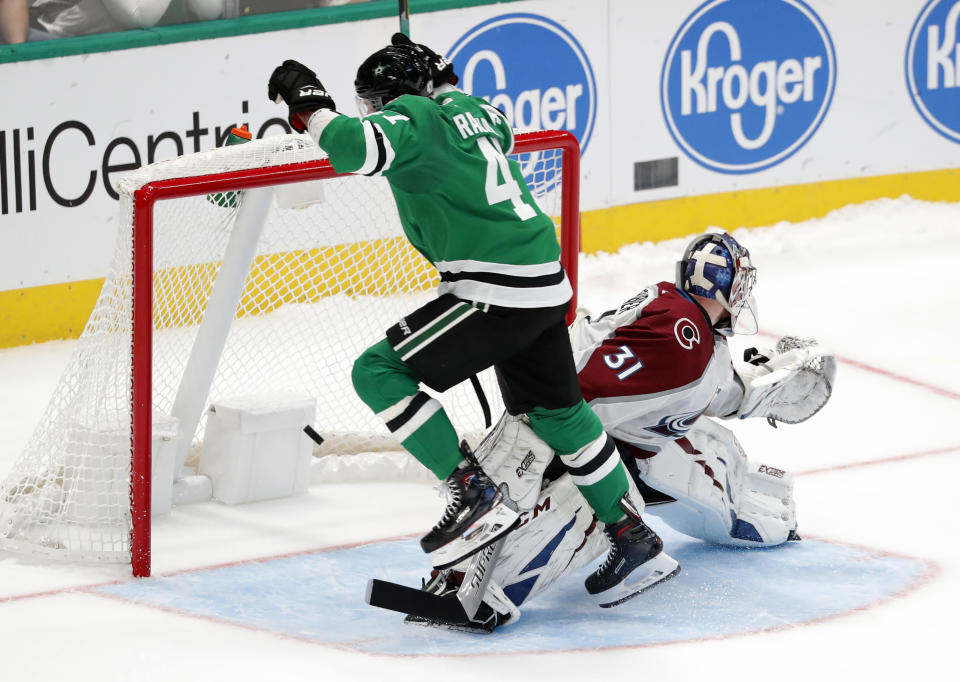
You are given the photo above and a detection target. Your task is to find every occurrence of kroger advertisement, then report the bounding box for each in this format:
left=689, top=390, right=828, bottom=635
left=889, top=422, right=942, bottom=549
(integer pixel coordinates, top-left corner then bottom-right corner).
left=1, top=0, right=959, bottom=294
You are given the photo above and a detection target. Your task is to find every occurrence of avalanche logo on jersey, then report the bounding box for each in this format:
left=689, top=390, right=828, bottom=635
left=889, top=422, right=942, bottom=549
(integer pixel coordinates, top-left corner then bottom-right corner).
left=906, top=0, right=960, bottom=143
left=674, top=318, right=701, bottom=350
left=661, top=0, right=837, bottom=174
left=644, top=411, right=704, bottom=438
left=446, top=13, right=597, bottom=192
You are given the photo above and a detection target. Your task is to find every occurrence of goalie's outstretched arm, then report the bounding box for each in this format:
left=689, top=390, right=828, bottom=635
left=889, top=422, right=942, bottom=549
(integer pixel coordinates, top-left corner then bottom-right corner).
left=723, top=337, right=837, bottom=425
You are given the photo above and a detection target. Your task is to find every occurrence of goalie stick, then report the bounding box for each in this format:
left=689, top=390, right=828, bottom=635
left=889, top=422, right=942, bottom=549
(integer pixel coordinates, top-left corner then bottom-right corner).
left=365, top=540, right=507, bottom=632
left=366, top=579, right=508, bottom=633
left=365, top=579, right=511, bottom=633
left=455, top=537, right=502, bottom=618
left=366, top=578, right=470, bottom=623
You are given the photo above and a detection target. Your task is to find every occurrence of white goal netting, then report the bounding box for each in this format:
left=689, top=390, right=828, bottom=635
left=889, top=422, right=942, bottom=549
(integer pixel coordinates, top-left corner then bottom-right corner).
left=0, top=131, right=570, bottom=565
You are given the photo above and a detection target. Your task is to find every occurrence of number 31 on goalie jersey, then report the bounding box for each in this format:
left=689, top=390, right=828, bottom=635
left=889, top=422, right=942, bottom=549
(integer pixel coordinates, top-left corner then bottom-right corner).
left=477, top=136, right=537, bottom=221
left=603, top=345, right=645, bottom=380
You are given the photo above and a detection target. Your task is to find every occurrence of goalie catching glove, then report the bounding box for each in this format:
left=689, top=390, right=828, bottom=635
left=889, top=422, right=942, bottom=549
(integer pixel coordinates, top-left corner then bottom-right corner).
left=734, top=336, right=837, bottom=425
left=268, top=59, right=336, bottom=133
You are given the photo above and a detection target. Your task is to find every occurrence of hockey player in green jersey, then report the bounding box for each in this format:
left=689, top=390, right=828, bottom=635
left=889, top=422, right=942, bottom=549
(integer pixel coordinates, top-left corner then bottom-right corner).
left=268, top=34, right=675, bottom=605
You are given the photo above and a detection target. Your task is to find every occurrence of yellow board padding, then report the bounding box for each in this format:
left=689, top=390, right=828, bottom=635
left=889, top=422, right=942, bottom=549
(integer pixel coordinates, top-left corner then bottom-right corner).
left=0, top=279, right=103, bottom=347
left=0, top=237, right=438, bottom=346
left=3, top=167, right=958, bottom=348
left=580, top=167, right=960, bottom=254
left=152, top=236, right=437, bottom=329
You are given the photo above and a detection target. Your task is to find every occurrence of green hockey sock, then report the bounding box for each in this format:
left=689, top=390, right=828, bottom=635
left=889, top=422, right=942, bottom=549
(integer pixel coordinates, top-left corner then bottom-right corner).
left=397, top=407, right=463, bottom=479
left=352, top=338, right=463, bottom=479
left=528, top=401, right=629, bottom=524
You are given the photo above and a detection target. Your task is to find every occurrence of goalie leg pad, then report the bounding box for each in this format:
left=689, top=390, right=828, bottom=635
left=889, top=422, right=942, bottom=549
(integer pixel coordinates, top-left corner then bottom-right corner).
left=491, top=473, right=608, bottom=607
left=690, top=419, right=796, bottom=545
left=729, top=461, right=797, bottom=545
left=473, top=411, right=556, bottom=511
left=638, top=419, right=796, bottom=547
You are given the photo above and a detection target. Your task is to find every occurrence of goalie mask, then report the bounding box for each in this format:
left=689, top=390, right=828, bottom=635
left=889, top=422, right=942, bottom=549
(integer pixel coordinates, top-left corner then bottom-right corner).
left=354, top=43, right=432, bottom=116
left=677, top=232, right=758, bottom=336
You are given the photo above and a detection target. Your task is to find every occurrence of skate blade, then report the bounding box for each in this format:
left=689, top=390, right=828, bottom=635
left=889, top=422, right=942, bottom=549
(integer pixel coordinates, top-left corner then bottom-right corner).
left=595, top=552, right=681, bottom=608
left=428, top=504, right=520, bottom=570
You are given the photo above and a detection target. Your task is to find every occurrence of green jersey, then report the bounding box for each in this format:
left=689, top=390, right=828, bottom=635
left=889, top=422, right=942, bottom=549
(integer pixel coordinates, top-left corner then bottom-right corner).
left=312, top=89, right=572, bottom=309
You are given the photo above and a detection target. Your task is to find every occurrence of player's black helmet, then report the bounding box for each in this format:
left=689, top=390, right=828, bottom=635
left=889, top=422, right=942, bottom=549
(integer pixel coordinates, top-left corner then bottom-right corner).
left=354, top=43, right=432, bottom=116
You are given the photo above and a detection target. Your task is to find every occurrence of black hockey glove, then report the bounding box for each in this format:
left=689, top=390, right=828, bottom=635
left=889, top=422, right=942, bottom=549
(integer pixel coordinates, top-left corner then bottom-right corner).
left=391, top=32, right=459, bottom=87
left=268, top=59, right=336, bottom=133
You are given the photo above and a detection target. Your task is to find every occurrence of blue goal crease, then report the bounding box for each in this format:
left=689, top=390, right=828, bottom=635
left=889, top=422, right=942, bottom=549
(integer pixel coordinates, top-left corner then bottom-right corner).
left=94, top=527, right=930, bottom=656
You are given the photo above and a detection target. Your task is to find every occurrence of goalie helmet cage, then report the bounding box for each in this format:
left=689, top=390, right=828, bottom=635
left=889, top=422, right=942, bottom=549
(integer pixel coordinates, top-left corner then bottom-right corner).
left=0, top=129, right=581, bottom=578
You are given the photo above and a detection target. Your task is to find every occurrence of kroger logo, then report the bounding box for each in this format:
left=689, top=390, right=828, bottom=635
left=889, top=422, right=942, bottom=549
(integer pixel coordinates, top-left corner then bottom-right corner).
left=906, top=0, right=960, bottom=143
left=447, top=13, right=596, bottom=190
left=661, top=0, right=836, bottom=174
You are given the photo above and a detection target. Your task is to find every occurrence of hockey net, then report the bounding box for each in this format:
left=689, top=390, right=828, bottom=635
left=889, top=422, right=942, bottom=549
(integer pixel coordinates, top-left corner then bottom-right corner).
left=0, top=130, right=580, bottom=575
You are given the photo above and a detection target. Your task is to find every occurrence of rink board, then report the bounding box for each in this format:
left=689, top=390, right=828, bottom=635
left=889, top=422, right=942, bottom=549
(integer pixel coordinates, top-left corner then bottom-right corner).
left=94, top=524, right=930, bottom=655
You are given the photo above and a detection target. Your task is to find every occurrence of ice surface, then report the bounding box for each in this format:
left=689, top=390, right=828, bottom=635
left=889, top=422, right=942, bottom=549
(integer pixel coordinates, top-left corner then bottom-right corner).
left=1, top=196, right=958, bottom=680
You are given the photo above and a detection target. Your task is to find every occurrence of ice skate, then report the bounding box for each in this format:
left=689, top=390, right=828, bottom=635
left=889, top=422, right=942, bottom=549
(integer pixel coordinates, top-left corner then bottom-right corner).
left=585, top=496, right=680, bottom=608
left=421, top=442, right=520, bottom=570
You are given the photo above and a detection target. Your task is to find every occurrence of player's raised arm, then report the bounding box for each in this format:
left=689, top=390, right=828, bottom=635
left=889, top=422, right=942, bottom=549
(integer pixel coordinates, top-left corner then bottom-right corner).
left=268, top=59, right=337, bottom=133
left=268, top=44, right=435, bottom=177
